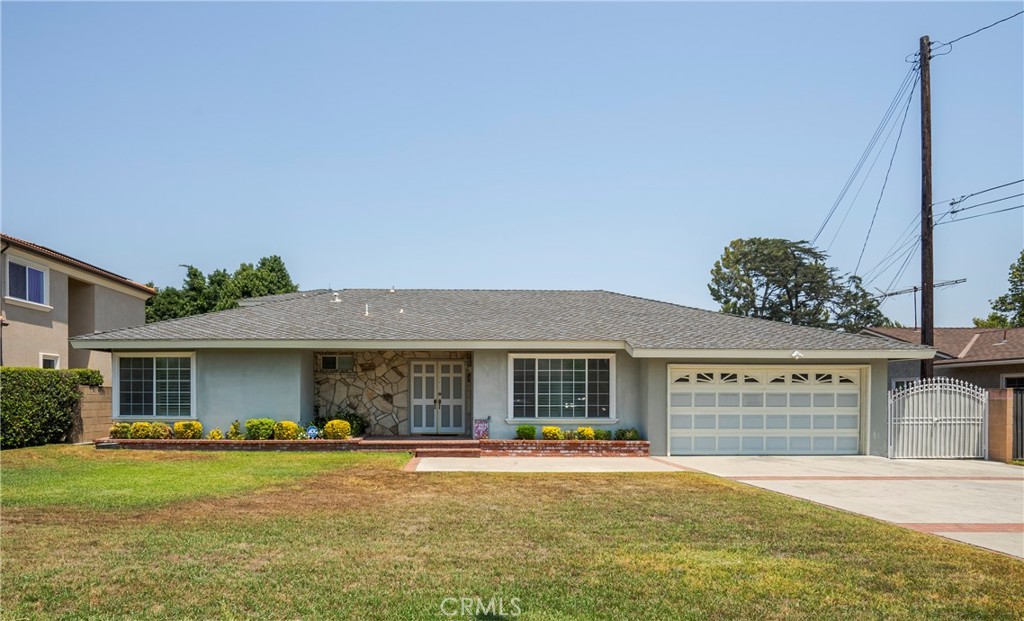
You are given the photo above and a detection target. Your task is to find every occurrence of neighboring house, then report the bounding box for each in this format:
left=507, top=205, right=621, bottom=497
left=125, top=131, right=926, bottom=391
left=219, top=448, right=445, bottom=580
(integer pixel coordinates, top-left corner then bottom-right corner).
left=70, top=289, right=932, bottom=457
left=0, top=234, right=155, bottom=381
left=861, top=326, right=1024, bottom=390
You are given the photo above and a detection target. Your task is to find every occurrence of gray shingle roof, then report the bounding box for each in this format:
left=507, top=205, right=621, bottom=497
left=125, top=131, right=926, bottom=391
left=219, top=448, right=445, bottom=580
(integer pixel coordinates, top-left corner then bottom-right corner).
left=72, top=289, right=927, bottom=353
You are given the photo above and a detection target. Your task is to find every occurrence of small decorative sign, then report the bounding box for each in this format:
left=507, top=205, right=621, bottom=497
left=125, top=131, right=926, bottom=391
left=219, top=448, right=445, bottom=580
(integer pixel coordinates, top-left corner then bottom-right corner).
left=473, top=418, right=489, bottom=440
left=306, top=425, right=320, bottom=439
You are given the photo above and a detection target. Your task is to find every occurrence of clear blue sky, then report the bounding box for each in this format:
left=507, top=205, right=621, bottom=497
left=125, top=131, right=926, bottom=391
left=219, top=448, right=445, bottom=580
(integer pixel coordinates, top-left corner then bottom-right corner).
left=3, top=2, right=1022, bottom=327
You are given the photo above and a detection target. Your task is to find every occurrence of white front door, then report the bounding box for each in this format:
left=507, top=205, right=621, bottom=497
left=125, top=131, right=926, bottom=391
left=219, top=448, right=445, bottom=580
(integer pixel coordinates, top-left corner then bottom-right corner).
left=409, top=361, right=466, bottom=434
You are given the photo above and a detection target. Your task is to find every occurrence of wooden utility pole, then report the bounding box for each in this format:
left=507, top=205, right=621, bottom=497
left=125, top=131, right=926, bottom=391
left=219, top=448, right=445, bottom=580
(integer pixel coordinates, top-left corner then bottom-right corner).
left=919, top=35, right=935, bottom=378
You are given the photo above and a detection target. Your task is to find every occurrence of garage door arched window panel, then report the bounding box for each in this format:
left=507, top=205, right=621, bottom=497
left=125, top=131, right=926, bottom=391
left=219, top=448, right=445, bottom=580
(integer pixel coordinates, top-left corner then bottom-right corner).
left=668, top=365, right=865, bottom=456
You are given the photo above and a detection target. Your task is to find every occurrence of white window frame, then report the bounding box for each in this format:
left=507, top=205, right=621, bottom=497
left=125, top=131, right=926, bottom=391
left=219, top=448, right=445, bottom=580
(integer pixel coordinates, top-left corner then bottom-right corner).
left=1001, top=373, right=1024, bottom=389
left=40, top=353, right=60, bottom=369
left=318, top=353, right=355, bottom=372
left=4, top=256, right=51, bottom=310
left=113, top=352, right=197, bottom=420
left=506, top=353, right=617, bottom=424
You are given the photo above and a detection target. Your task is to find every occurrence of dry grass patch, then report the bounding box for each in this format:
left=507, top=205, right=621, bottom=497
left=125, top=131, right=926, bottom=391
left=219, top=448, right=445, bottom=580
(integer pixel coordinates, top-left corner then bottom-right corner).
left=2, top=447, right=1023, bottom=620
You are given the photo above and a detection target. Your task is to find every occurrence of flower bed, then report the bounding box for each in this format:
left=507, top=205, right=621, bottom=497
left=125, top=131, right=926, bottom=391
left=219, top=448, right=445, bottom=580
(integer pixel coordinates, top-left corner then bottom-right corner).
left=97, top=438, right=362, bottom=452
left=479, top=440, right=649, bottom=457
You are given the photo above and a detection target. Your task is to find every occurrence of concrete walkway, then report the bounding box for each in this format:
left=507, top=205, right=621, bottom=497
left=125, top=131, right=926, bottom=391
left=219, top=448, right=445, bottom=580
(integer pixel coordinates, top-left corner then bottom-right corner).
left=661, top=455, right=1024, bottom=558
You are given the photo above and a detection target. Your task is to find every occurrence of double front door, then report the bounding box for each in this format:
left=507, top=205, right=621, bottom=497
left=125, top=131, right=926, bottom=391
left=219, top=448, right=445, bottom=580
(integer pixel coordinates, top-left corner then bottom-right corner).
left=410, top=361, right=466, bottom=434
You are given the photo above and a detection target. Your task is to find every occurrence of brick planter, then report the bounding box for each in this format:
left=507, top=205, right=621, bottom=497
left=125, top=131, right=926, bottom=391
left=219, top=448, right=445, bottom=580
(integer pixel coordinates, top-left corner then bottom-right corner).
left=479, top=439, right=649, bottom=457
left=97, top=438, right=361, bottom=451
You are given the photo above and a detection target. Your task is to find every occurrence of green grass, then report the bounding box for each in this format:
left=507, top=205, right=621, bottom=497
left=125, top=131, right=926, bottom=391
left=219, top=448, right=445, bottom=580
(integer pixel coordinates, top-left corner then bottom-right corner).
left=2, top=445, right=1023, bottom=620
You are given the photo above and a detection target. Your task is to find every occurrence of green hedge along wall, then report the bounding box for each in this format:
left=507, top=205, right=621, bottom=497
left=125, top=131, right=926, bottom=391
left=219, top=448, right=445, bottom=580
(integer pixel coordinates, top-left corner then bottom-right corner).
left=0, top=368, right=104, bottom=450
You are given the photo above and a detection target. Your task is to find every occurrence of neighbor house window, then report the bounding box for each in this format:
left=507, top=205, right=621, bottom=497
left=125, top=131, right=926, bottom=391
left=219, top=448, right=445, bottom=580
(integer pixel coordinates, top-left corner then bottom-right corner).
left=41, top=354, right=59, bottom=369
left=1003, top=375, right=1024, bottom=389
left=6, top=259, right=47, bottom=306
left=510, top=355, right=613, bottom=418
left=116, top=354, right=194, bottom=417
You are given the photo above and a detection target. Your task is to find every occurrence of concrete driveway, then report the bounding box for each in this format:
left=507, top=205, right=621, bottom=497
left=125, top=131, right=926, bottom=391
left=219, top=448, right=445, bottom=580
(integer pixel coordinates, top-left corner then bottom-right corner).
left=661, top=455, right=1024, bottom=558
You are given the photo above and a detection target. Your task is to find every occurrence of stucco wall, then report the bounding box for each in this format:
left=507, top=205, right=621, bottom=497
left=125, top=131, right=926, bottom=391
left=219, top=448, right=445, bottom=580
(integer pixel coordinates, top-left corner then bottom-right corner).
left=194, top=350, right=310, bottom=433
left=887, top=360, right=1024, bottom=390
left=470, top=350, right=644, bottom=440
left=1, top=269, right=69, bottom=368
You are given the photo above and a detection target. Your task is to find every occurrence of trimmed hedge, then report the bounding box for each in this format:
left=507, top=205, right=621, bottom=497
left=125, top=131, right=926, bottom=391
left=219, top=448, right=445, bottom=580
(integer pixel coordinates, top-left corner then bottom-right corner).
left=0, top=367, right=101, bottom=450
left=245, top=418, right=276, bottom=440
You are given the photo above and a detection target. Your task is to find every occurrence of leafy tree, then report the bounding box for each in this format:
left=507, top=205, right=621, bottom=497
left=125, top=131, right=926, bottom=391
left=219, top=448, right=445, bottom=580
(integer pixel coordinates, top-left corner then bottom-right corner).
left=708, top=238, right=892, bottom=333
left=973, top=249, right=1024, bottom=328
left=145, top=255, right=298, bottom=323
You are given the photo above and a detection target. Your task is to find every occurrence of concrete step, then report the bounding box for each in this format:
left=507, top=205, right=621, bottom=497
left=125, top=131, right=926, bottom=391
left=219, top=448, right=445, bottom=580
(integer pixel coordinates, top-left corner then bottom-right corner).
left=415, top=447, right=482, bottom=458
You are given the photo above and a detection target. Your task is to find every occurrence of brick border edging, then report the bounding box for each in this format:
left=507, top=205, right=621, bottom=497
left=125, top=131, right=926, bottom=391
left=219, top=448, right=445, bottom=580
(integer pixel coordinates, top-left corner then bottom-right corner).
left=97, top=438, right=362, bottom=451
left=479, top=439, right=649, bottom=457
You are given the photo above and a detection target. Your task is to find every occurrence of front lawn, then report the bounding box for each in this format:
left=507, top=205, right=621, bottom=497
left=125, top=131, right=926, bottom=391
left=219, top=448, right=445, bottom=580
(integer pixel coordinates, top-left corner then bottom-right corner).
left=2, top=446, right=1022, bottom=620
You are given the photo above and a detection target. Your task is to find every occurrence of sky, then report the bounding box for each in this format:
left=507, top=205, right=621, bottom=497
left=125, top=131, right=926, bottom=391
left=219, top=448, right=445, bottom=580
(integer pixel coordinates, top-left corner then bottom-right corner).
left=2, top=1, right=1022, bottom=327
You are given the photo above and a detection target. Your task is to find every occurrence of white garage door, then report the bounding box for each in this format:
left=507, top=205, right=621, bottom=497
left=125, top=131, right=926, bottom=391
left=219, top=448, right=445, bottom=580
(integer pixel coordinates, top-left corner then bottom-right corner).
left=668, top=366, right=864, bottom=456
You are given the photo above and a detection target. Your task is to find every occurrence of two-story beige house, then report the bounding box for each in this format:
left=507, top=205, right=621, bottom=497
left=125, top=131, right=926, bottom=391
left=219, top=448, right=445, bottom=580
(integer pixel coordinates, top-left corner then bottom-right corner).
left=1, top=234, right=154, bottom=382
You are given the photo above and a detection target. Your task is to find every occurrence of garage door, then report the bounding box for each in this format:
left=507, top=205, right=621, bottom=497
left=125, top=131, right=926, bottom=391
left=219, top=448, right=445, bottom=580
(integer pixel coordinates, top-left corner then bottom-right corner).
left=668, top=366, right=863, bottom=455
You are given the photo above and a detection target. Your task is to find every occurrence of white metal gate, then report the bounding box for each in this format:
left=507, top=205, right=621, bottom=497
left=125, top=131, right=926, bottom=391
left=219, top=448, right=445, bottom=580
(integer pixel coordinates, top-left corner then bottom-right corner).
left=888, top=377, right=988, bottom=459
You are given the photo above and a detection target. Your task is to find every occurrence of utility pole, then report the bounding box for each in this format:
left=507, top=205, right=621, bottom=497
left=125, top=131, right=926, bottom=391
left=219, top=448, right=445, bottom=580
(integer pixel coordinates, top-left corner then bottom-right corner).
left=919, top=35, right=935, bottom=378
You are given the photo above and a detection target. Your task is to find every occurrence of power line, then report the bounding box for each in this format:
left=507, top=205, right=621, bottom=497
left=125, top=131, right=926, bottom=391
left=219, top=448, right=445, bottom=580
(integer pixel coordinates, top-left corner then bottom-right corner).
left=811, top=67, right=919, bottom=244
left=933, top=204, right=1023, bottom=225
left=932, top=179, right=1024, bottom=208
left=943, top=192, right=1024, bottom=217
left=935, top=10, right=1024, bottom=48
left=854, top=74, right=919, bottom=276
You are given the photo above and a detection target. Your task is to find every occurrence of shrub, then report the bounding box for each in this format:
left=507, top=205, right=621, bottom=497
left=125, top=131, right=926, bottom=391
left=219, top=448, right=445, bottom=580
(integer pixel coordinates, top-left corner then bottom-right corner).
left=207, top=428, right=224, bottom=440
left=67, top=368, right=104, bottom=387
left=150, top=422, right=172, bottom=439
left=245, top=418, right=276, bottom=440
left=563, top=429, right=578, bottom=440
left=129, top=422, right=153, bottom=439
left=227, top=420, right=244, bottom=440
left=323, top=419, right=352, bottom=439
left=0, top=367, right=83, bottom=449
left=515, top=425, right=537, bottom=440
left=173, top=421, right=203, bottom=439
left=614, top=428, right=641, bottom=441
left=541, top=426, right=564, bottom=440
left=334, top=409, right=368, bottom=437
left=576, top=426, right=595, bottom=440
left=109, top=422, right=132, bottom=439
left=273, top=420, right=300, bottom=440
left=593, top=429, right=612, bottom=441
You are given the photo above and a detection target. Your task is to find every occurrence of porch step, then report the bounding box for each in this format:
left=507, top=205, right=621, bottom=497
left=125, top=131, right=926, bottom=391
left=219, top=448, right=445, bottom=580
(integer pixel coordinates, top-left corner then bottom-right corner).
left=415, top=447, right=482, bottom=458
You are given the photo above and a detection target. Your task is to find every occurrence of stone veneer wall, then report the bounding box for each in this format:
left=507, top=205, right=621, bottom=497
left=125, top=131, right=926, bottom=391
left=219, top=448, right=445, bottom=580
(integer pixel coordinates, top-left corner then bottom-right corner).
left=314, top=351, right=471, bottom=436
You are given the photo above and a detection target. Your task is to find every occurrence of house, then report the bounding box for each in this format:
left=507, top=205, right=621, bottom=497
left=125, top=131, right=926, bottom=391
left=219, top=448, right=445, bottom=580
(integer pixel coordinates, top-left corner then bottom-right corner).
left=861, top=326, right=1024, bottom=390
left=1, top=234, right=155, bottom=380
left=70, top=289, right=932, bottom=456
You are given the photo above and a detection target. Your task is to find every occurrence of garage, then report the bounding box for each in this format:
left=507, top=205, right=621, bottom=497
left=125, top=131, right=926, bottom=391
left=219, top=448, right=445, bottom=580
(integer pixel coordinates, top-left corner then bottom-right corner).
left=668, top=366, right=865, bottom=455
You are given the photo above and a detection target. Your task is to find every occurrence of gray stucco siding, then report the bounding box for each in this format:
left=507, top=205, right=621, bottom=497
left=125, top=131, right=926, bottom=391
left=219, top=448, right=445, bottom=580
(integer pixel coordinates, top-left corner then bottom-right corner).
left=470, top=350, right=644, bottom=440
left=195, top=350, right=311, bottom=433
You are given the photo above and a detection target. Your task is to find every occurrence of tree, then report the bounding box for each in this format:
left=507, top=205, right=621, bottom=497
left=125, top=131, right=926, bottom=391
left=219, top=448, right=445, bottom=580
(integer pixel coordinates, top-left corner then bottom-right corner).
left=973, top=249, right=1024, bottom=328
left=708, top=238, right=892, bottom=333
left=145, top=255, right=298, bottom=323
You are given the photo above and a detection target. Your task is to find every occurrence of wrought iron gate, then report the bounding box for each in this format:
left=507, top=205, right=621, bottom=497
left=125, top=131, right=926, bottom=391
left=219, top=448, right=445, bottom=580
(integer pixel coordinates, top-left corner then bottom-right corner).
left=888, top=377, right=988, bottom=459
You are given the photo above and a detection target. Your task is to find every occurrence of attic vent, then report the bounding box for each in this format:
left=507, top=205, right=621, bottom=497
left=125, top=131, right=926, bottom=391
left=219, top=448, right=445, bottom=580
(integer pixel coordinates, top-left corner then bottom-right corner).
left=331, top=292, right=340, bottom=303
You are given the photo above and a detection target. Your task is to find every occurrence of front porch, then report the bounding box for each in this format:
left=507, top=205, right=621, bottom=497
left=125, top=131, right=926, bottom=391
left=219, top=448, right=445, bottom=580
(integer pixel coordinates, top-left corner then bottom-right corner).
left=314, top=350, right=472, bottom=436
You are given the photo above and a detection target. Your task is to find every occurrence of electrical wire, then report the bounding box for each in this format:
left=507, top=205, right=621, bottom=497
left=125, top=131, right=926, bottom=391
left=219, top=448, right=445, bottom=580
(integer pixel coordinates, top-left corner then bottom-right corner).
left=932, top=179, right=1024, bottom=208
left=811, top=67, right=919, bottom=245
left=854, top=73, right=919, bottom=275
left=931, top=10, right=1024, bottom=55
left=933, top=204, right=1024, bottom=225
left=940, top=192, right=1024, bottom=218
